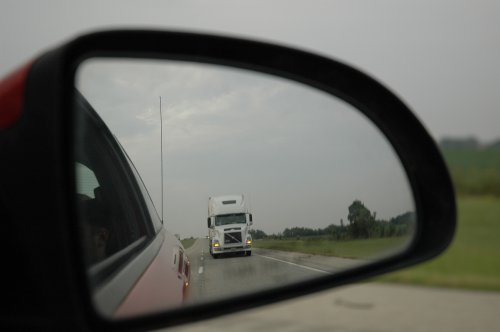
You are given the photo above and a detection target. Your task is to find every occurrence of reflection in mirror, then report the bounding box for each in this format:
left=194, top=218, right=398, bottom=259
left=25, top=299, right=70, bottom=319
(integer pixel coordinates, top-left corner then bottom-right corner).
left=74, top=59, right=416, bottom=318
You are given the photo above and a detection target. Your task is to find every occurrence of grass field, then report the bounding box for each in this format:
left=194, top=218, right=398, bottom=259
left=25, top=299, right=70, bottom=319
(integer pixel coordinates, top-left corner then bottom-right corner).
left=375, top=146, right=500, bottom=292
left=442, top=147, right=500, bottom=196
left=376, top=196, right=500, bottom=291
left=254, top=236, right=411, bottom=260
left=442, top=147, right=500, bottom=171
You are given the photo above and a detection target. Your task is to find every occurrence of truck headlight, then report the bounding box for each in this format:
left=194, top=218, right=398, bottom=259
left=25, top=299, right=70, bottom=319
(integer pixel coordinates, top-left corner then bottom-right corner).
left=213, top=241, right=220, bottom=247
left=246, top=239, right=252, bottom=245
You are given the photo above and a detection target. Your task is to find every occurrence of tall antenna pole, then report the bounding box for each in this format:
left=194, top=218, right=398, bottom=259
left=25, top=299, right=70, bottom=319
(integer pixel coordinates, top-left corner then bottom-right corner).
left=160, top=96, right=164, bottom=224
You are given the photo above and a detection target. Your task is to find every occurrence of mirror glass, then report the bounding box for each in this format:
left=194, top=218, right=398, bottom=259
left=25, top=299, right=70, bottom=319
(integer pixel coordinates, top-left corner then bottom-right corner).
left=74, top=58, right=416, bottom=319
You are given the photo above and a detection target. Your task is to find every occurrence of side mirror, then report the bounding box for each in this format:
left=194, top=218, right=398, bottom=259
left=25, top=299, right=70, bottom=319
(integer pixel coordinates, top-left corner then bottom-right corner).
left=0, top=30, right=455, bottom=331
left=207, top=217, right=211, bottom=228
left=249, top=213, right=253, bottom=226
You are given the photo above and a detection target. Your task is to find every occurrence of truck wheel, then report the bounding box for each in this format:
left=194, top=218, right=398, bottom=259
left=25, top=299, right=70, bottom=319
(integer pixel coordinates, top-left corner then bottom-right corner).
left=246, top=251, right=252, bottom=256
left=213, top=253, right=219, bottom=259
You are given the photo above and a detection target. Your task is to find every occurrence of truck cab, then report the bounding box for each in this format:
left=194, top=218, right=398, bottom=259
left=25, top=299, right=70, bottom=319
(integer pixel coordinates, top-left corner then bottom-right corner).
left=207, top=195, right=253, bottom=258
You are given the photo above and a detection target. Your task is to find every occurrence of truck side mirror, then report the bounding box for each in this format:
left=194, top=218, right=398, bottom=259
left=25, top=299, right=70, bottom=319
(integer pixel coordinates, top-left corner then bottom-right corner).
left=249, top=213, right=253, bottom=225
left=207, top=217, right=211, bottom=228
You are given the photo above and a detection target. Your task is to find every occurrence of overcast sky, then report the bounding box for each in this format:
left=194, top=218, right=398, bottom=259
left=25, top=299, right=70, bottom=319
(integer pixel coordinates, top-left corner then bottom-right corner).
left=1, top=1, right=499, bottom=237
left=76, top=59, right=413, bottom=237
left=1, top=1, right=499, bottom=144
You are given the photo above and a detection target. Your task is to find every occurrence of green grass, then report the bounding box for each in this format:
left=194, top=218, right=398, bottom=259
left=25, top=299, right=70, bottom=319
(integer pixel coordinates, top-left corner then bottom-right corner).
left=376, top=147, right=500, bottom=291
left=254, top=236, right=410, bottom=259
left=442, top=148, right=500, bottom=196
left=181, top=238, right=196, bottom=249
left=376, top=196, right=500, bottom=292
left=442, top=147, right=500, bottom=171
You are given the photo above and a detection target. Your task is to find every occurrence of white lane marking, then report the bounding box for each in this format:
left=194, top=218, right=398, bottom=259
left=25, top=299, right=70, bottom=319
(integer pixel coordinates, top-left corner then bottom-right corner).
left=257, top=254, right=329, bottom=274
left=198, top=266, right=204, bottom=274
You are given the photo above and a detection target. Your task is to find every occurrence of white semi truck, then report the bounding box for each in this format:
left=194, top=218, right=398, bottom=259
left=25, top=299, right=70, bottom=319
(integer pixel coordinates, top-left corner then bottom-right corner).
left=207, top=195, right=253, bottom=258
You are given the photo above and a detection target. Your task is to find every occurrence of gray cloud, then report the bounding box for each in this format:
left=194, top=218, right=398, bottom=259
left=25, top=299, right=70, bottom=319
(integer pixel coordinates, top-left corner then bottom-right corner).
left=4, top=1, right=496, bottom=236
left=77, top=59, right=413, bottom=237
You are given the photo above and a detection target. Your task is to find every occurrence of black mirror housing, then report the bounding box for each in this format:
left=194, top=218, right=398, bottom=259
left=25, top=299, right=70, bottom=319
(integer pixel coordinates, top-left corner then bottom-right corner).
left=0, top=30, right=455, bottom=331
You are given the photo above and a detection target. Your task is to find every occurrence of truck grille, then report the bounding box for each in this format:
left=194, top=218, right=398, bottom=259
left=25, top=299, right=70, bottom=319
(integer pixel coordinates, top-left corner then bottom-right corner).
left=224, top=232, right=242, bottom=244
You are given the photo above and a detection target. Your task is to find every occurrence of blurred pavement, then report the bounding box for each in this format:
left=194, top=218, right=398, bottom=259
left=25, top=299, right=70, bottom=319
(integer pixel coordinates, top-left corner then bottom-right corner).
left=161, top=283, right=500, bottom=332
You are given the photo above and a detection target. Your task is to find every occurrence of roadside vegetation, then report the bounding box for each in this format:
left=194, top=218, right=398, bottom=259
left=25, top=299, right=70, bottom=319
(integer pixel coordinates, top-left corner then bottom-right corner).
left=441, top=138, right=500, bottom=197
left=252, top=201, right=414, bottom=242
left=376, top=138, right=500, bottom=292
left=252, top=201, right=414, bottom=259
left=255, top=236, right=409, bottom=259
left=377, top=196, right=500, bottom=291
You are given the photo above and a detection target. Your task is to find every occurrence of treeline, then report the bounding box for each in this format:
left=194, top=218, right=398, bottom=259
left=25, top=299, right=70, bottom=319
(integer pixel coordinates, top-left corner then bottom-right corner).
left=439, top=137, right=500, bottom=197
left=439, top=137, right=500, bottom=150
left=249, top=200, right=414, bottom=241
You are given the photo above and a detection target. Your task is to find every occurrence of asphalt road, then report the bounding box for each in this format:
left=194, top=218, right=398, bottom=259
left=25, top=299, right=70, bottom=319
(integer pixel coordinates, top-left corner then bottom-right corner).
left=184, top=238, right=363, bottom=304
left=154, top=238, right=500, bottom=332
left=165, top=283, right=500, bottom=332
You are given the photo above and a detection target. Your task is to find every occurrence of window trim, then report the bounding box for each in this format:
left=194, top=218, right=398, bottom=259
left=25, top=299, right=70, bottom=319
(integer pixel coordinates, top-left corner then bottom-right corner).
left=75, top=92, right=166, bottom=316
left=92, top=229, right=165, bottom=317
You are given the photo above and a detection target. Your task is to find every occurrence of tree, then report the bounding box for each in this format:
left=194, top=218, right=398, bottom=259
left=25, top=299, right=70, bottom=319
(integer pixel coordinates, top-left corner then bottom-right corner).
left=347, top=200, right=375, bottom=239
left=249, top=229, right=267, bottom=240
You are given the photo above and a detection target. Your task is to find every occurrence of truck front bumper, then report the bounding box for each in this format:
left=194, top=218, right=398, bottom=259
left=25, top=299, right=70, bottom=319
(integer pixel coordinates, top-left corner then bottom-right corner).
left=213, top=245, right=251, bottom=253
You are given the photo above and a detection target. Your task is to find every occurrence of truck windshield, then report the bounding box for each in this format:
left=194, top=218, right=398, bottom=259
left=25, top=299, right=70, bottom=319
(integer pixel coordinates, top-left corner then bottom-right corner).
left=215, top=213, right=246, bottom=226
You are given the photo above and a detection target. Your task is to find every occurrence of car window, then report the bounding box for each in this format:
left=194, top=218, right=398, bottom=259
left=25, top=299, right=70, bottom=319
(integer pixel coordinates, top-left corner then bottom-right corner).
left=74, top=96, right=153, bottom=270
left=116, top=140, right=163, bottom=233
